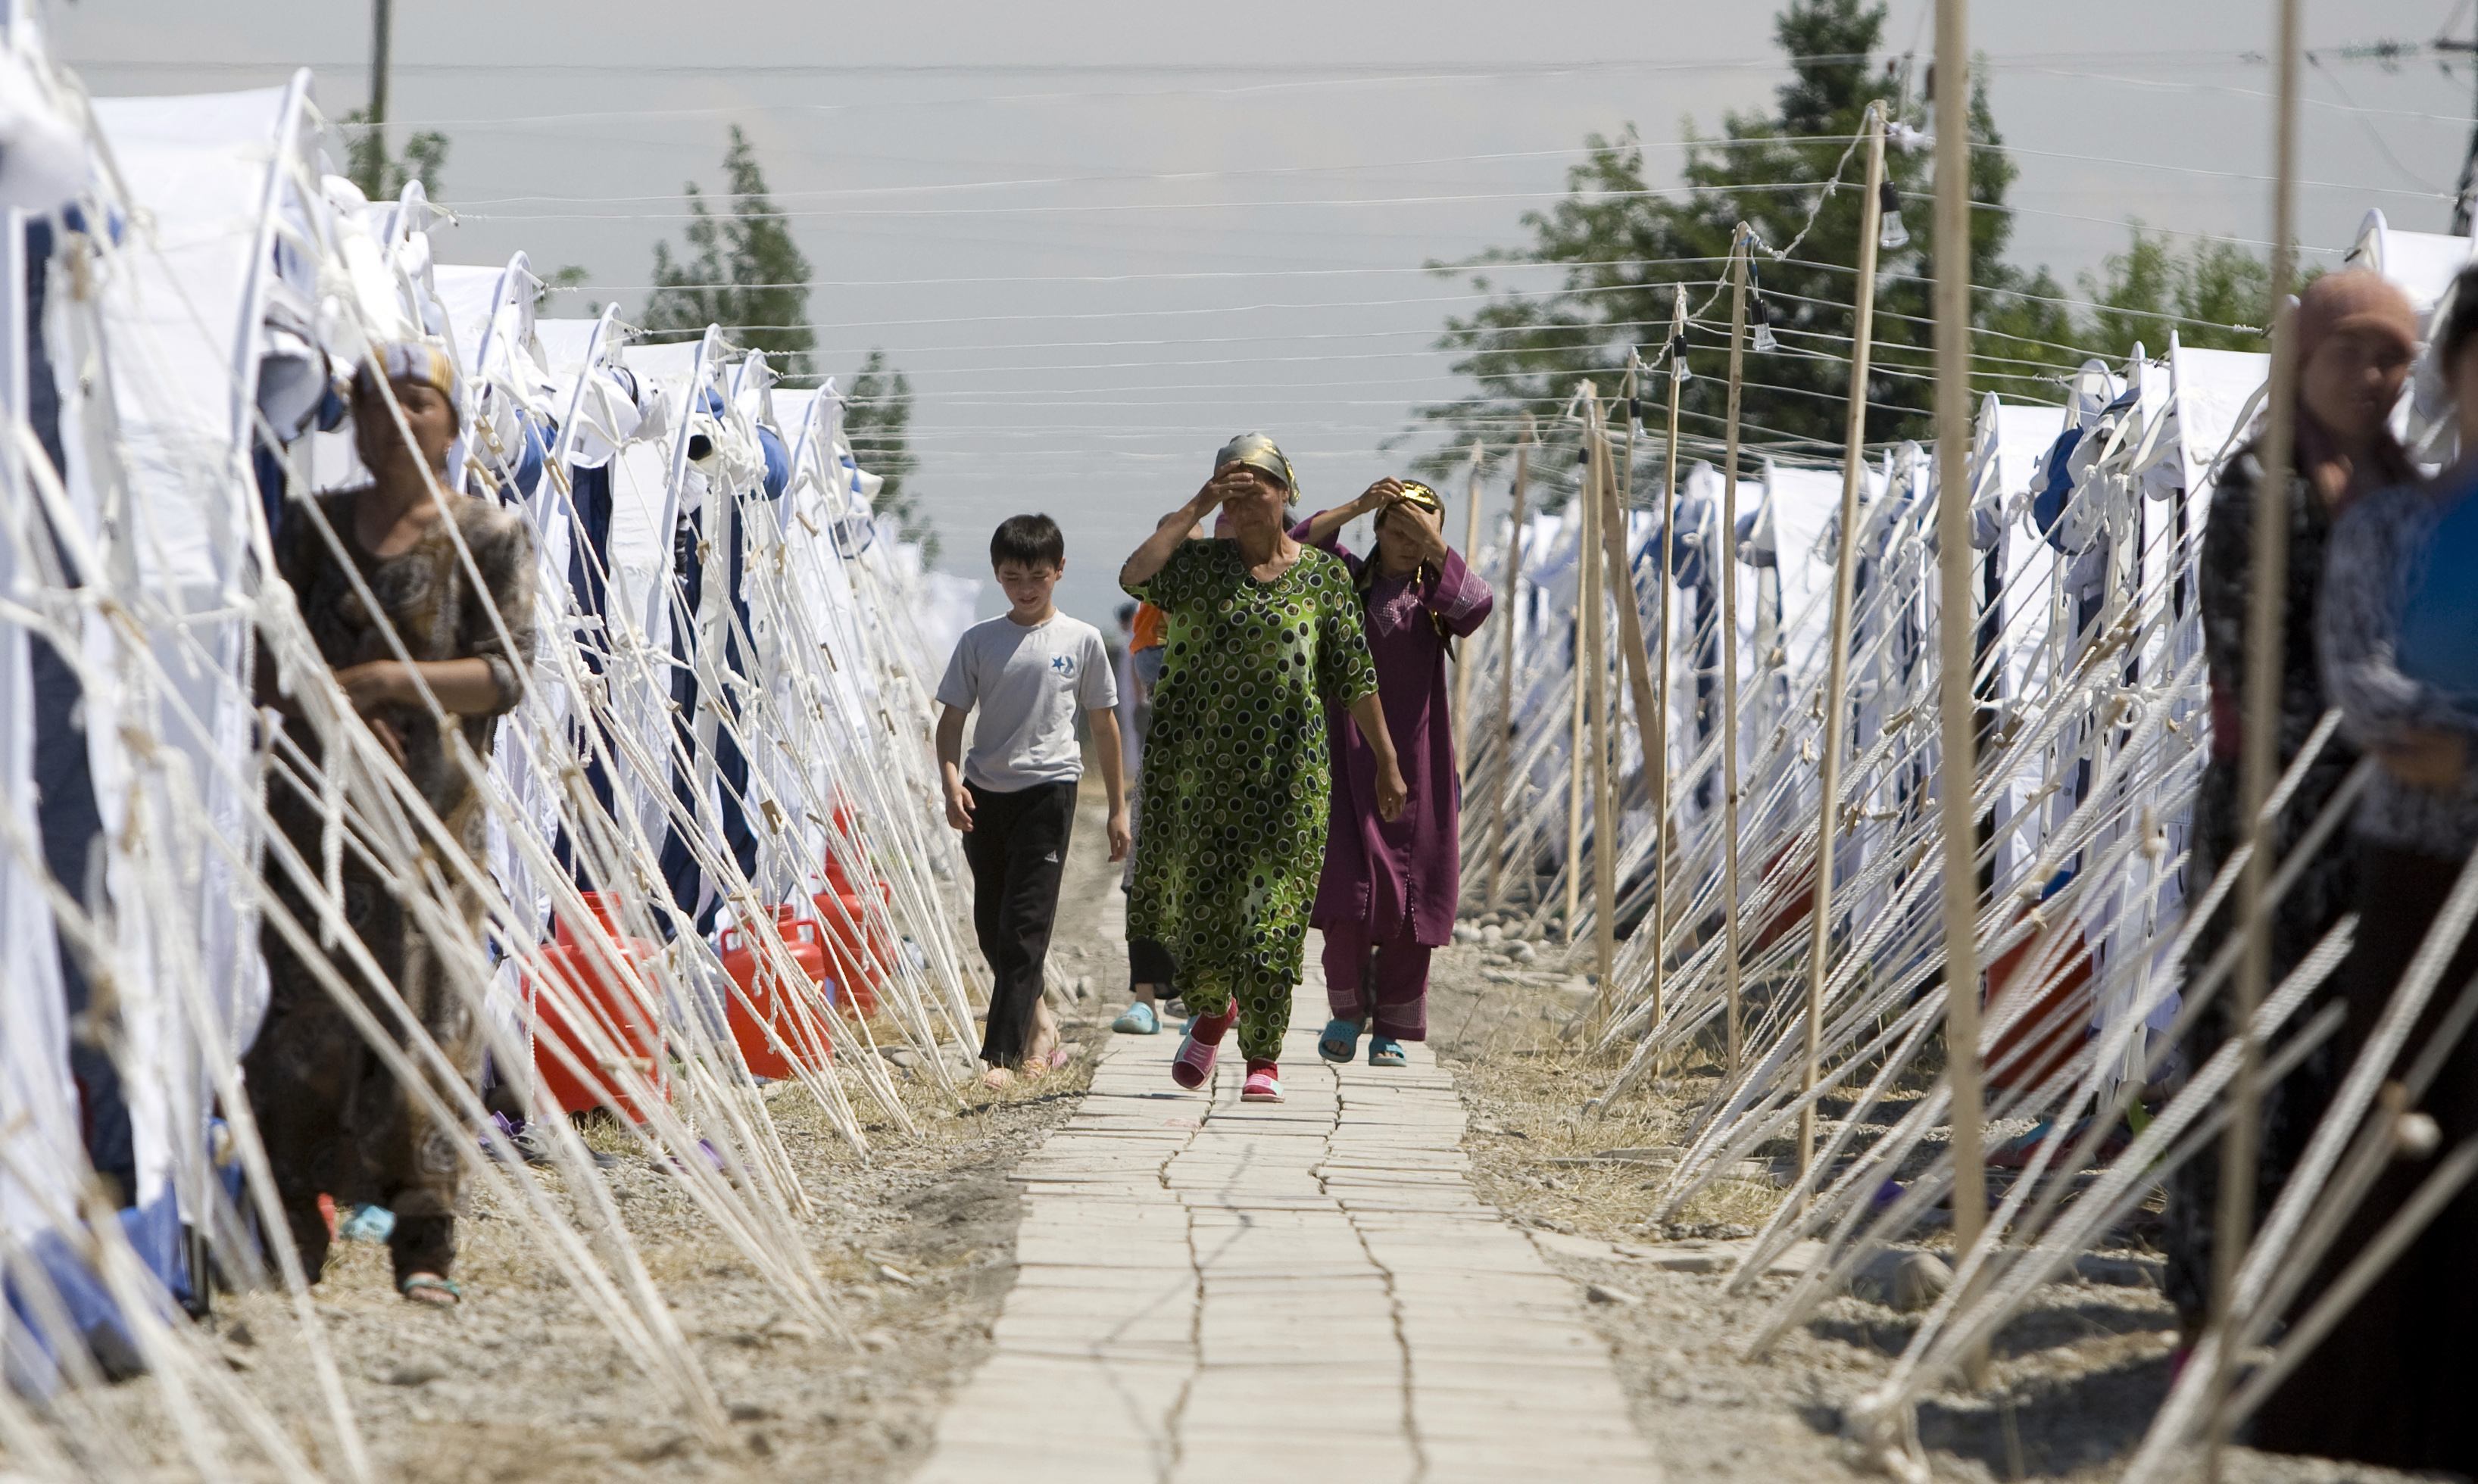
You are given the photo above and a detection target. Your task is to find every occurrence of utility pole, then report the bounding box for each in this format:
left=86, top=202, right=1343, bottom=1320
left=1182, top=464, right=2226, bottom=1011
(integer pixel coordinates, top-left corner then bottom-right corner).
left=353, top=0, right=397, bottom=199
left=371, top=0, right=395, bottom=136
left=2448, top=12, right=2478, bottom=235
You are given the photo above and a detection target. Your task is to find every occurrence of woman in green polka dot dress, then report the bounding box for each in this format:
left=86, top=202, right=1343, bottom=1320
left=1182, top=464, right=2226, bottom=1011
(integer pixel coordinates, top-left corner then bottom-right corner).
left=1120, top=434, right=1409, bottom=1103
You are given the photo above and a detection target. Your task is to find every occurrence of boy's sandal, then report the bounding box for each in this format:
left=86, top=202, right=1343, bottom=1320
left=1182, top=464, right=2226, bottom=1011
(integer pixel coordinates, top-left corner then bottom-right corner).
left=398, top=1274, right=461, bottom=1307
left=1367, top=1036, right=1407, bottom=1068
left=1112, top=1002, right=1162, bottom=1035
left=1318, top=1018, right=1365, bottom=1065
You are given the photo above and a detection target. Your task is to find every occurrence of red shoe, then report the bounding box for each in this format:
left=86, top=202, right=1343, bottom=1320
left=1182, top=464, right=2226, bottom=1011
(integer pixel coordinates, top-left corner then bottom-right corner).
left=1242, top=1064, right=1284, bottom=1103
left=1172, top=1008, right=1231, bottom=1090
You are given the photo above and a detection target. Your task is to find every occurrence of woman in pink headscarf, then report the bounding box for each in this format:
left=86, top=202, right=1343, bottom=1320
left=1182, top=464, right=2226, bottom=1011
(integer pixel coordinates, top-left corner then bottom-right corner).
left=2159, top=270, right=2419, bottom=1360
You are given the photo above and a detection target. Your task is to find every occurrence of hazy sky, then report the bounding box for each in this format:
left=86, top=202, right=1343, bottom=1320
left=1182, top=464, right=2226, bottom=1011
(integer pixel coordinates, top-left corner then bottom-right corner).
left=48, top=0, right=2478, bottom=628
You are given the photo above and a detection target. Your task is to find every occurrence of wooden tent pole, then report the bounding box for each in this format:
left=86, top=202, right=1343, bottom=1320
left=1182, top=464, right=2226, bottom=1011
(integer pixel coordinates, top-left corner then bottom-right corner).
left=1586, top=398, right=1618, bottom=1000
left=1454, top=439, right=1485, bottom=759
left=1598, top=383, right=1664, bottom=822
left=1487, top=419, right=1532, bottom=908
left=1720, top=226, right=1750, bottom=1078
left=1591, top=382, right=1661, bottom=1010
left=1799, top=101, right=1889, bottom=1186
left=1932, top=0, right=1990, bottom=1369
left=1566, top=386, right=1596, bottom=947
left=1652, top=293, right=1688, bottom=1034
left=2209, top=0, right=2303, bottom=1472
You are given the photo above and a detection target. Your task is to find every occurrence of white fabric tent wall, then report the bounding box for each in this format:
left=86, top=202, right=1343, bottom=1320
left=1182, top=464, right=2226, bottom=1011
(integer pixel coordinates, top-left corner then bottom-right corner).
left=80, top=77, right=313, bottom=1277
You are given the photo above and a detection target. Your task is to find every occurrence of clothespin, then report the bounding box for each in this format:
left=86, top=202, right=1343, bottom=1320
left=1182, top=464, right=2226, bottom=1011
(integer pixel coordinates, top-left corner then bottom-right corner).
left=1668, top=286, right=1693, bottom=385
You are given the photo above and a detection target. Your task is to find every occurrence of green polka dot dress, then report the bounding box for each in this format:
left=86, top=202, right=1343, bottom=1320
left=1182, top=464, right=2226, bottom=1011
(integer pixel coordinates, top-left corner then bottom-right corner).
left=1125, top=539, right=1380, bottom=1060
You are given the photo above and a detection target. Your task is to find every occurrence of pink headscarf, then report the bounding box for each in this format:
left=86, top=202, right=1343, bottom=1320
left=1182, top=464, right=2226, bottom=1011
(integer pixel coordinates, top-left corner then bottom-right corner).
left=2289, top=270, right=2417, bottom=511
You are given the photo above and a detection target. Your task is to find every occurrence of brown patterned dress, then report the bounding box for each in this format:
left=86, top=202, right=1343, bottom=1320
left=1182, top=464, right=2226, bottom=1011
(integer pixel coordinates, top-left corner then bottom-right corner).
left=246, top=489, right=535, bottom=1283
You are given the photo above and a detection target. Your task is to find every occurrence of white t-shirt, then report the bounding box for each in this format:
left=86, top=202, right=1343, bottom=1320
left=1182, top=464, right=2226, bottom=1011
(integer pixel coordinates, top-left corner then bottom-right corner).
left=936, top=612, right=1118, bottom=792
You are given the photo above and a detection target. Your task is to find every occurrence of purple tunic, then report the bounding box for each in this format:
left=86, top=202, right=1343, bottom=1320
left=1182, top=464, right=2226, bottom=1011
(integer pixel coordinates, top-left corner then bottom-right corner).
left=1297, top=516, right=1493, bottom=946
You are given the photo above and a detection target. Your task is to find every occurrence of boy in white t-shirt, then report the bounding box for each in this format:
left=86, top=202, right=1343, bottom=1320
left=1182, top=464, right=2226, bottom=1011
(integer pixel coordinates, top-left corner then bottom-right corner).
left=935, top=515, right=1131, bottom=1088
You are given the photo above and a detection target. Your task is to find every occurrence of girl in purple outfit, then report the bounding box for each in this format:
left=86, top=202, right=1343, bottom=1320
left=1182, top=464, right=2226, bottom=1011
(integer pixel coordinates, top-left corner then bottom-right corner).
left=1296, top=479, right=1493, bottom=1066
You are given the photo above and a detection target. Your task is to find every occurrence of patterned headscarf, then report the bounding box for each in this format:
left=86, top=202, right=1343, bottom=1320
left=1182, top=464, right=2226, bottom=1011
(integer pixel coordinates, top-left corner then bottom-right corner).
left=1359, top=479, right=1456, bottom=645
left=1214, top=432, right=1297, bottom=504
left=355, top=338, right=464, bottom=427
left=1389, top=480, right=1444, bottom=518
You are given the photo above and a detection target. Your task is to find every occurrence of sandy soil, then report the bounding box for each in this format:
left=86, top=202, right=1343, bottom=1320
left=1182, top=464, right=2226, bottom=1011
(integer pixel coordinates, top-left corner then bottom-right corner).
left=33, top=790, right=1130, bottom=1484
left=20, top=793, right=2448, bottom=1483
left=1424, top=931, right=2439, bottom=1484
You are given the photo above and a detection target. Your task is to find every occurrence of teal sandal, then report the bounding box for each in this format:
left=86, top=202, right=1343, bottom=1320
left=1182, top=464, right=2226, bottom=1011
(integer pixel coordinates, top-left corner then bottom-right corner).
left=1318, top=1018, right=1365, bottom=1064
left=1368, top=1035, right=1407, bottom=1068
left=398, top=1274, right=461, bottom=1307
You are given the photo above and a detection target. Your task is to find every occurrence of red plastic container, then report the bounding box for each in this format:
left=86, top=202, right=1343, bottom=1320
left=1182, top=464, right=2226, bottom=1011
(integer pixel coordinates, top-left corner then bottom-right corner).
left=811, top=881, right=890, bottom=1018
left=718, top=906, right=836, bottom=1078
left=529, top=892, right=669, bottom=1119
left=1983, top=934, right=2094, bottom=1092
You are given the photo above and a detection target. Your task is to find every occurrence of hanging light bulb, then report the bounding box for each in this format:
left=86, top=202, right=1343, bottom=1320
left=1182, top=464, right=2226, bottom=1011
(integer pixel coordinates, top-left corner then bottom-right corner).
left=1670, top=332, right=1693, bottom=385
left=1750, top=295, right=1780, bottom=354
left=1877, top=178, right=1909, bottom=251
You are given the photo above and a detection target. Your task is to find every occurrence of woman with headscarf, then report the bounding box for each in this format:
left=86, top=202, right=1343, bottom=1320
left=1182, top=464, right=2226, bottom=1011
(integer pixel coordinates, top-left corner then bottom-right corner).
left=2263, top=263, right=2478, bottom=1473
left=1119, top=435, right=1408, bottom=1103
left=1292, top=478, right=1492, bottom=1066
left=246, top=341, right=539, bottom=1307
left=2158, top=270, right=2417, bottom=1356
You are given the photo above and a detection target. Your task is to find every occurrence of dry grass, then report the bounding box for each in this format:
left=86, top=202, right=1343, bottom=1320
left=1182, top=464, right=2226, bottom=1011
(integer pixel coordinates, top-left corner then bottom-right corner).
left=1433, top=957, right=1792, bottom=1236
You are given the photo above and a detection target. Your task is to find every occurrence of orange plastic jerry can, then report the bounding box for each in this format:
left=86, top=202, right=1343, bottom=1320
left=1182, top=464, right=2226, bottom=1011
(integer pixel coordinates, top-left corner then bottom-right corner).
left=717, top=906, right=836, bottom=1078
left=529, top=892, right=669, bottom=1120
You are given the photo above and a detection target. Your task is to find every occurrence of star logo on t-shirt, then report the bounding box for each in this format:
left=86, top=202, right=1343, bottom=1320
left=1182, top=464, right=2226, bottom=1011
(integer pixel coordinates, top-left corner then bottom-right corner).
left=1052, top=653, right=1077, bottom=678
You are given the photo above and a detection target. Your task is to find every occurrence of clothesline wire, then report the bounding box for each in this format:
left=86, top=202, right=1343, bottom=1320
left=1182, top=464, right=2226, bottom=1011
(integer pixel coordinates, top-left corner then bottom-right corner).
left=441, top=140, right=1873, bottom=209
left=286, top=48, right=2464, bottom=129
left=107, top=44, right=2386, bottom=82
left=449, top=137, right=2448, bottom=213
left=2028, top=64, right=2478, bottom=127
left=454, top=179, right=1849, bottom=225
left=550, top=226, right=2347, bottom=297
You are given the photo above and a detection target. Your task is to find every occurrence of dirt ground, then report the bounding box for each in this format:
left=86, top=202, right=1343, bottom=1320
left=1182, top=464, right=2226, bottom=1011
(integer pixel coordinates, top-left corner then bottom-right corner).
left=20, top=790, right=2452, bottom=1482
left=1424, top=934, right=2442, bottom=1484
left=32, top=792, right=1131, bottom=1484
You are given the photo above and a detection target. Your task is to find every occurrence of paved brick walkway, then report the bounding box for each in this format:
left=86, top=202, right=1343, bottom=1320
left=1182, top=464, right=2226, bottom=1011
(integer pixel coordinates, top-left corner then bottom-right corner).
left=916, top=909, right=1660, bottom=1483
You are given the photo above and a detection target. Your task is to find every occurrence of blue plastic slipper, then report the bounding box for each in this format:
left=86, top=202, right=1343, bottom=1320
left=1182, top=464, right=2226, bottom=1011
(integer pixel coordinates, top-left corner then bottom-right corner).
left=1318, top=1018, right=1364, bottom=1064
left=1113, top=1001, right=1161, bottom=1035
left=1367, top=1035, right=1407, bottom=1068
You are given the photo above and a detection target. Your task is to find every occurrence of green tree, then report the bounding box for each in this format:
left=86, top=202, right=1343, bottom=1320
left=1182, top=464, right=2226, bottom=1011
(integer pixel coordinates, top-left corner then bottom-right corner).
left=1415, top=0, right=2127, bottom=497
left=643, top=126, right=819, bottom=378
left=2074, top=227, right=2276, bottom=358
left=344, top=114, right=448, bottom=201
left=844, top=349, right=933, bottom=559
left=1422, top=2, right=2304, bottom=496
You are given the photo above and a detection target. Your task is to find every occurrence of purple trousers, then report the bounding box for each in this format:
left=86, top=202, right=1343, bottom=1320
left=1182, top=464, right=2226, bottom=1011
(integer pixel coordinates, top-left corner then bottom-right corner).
left=1322, top=922, right=1431, bottom=1040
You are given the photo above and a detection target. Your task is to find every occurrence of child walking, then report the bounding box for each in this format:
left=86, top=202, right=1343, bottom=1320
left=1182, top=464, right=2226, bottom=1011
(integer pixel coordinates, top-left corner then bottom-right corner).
left=1294, top=478, right=1492, bottom=1067
left=937, top=515, right=1131, bottom=1089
